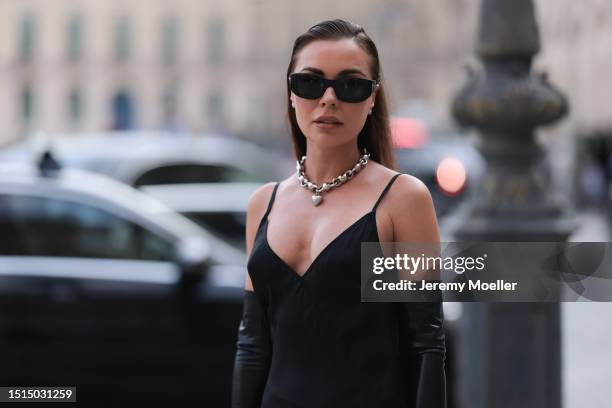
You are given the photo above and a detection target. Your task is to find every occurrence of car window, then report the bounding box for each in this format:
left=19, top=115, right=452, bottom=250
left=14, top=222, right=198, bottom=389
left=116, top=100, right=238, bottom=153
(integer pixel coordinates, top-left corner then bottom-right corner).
left=184, top=212, right=246, bottom=251
left=133, top=164, right=261, bottom=186
left=0, top=194, right=174, bottom=261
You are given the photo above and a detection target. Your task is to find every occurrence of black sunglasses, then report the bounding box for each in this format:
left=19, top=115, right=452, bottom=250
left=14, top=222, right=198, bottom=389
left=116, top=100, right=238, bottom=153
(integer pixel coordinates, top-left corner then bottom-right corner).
left=288, top=73, right=379, bottom=103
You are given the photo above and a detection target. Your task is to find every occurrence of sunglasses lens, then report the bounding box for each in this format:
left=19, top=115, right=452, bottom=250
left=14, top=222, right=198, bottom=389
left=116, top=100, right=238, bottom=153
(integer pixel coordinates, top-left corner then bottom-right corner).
left=290, top=74, right=325, bottom=99
left=335, top=77, right=373, bottom=103
left=289, top=74, right=375, bottom=103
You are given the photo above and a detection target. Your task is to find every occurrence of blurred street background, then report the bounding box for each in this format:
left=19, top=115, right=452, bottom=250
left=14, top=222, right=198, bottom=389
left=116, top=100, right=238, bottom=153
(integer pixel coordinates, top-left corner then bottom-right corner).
left=0, top=0, right=611, bottom=406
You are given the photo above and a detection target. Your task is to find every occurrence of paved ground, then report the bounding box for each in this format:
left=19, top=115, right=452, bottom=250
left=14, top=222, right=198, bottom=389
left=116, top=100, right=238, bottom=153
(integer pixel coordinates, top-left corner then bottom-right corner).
left=563, top=209, right=610, bottom=408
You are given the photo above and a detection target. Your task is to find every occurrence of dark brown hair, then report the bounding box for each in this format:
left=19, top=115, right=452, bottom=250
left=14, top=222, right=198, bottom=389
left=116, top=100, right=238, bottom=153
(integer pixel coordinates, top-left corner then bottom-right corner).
left=286, top=19, right=396, bottom=170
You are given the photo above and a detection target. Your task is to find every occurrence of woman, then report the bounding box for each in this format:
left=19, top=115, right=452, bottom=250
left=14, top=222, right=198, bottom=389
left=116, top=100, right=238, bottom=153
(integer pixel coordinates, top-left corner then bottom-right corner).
left=232, top=19, right=445, bottom=408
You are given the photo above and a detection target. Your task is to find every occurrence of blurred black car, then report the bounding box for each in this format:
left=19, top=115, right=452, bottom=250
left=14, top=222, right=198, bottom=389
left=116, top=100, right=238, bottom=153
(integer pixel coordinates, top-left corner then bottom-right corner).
left=140, top=182, right=262, bottom=251
left=0, top=161, right=246, bottom=406
left=0, top=131, right=292, bottom=254
left=0, top=131, right=292, bottom=186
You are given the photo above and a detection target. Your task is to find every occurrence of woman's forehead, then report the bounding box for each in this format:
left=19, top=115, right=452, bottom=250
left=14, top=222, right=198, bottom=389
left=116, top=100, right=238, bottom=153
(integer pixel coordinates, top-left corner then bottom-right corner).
left=293, top=38, right=372, bottom=77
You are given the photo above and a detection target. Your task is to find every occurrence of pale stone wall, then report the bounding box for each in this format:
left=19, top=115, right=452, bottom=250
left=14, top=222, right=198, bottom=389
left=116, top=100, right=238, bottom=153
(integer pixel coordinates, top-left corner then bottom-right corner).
left=0, top=0, right=609, bottom=150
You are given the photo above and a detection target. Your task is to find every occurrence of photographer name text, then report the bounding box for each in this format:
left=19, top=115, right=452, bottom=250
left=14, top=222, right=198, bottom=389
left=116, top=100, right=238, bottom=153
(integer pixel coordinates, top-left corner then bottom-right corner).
left=372, top=279, right=518, bottom=292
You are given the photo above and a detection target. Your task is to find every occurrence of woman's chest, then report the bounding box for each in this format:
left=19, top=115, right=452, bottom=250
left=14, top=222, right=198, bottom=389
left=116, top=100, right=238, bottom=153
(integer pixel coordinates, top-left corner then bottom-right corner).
left=265, top=208, right=393, bottom=276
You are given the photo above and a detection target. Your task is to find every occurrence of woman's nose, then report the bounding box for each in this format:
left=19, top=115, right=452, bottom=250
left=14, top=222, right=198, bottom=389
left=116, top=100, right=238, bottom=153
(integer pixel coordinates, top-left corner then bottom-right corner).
left=319, top=85, right=338, bottom=105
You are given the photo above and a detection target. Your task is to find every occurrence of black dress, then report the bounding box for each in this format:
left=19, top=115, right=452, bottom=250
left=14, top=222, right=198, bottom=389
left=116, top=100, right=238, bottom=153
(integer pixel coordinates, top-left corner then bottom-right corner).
left=244, top=173, right=445, bottom=407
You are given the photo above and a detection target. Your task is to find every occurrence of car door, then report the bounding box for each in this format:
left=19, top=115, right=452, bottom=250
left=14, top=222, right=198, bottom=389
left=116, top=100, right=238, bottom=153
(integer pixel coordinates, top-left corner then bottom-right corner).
left=0, top=192, right=241, bottom=405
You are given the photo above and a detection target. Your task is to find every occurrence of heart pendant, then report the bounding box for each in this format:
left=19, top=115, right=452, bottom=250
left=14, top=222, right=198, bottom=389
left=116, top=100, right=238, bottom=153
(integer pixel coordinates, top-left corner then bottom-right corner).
left=312, top=195, right=323, bottom=206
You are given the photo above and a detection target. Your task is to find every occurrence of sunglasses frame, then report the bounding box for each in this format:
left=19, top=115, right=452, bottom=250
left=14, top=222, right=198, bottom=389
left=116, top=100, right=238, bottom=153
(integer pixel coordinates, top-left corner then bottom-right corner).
left=288, top=73, right=379, bottom=103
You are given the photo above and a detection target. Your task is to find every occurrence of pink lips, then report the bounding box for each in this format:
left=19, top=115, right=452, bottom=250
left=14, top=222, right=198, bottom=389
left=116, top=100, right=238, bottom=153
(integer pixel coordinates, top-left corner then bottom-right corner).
left=314, top=115, right=343, bottom=129
left=314, top=115, right=342, bottom=124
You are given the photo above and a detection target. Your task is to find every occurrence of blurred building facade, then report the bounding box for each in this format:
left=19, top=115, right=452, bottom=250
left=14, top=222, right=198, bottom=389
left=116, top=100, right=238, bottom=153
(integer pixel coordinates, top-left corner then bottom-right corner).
left=0, top=0, right=610, bottom=151
left=0, top=0, right=479, bottom=147
left=537, top=0, right=612, bottom=133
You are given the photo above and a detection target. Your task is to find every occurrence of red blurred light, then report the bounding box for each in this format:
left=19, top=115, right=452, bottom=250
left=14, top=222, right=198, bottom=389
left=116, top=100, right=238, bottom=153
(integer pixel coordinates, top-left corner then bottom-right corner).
left=390, top=117, right=428, bottom=149
left=436, top=157, right=466, bottom=196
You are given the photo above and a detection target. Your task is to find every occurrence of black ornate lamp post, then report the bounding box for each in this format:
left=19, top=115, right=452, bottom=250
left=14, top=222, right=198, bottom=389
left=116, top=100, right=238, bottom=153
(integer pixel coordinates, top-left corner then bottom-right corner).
left=451, top=0, right=574, bottom=407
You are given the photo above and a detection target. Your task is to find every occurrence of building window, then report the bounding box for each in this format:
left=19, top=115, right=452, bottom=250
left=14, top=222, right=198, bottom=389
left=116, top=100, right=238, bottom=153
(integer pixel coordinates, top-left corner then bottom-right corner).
left=67, top=15, right=83, bottom=63
left=18, top=14, right=36, bottom=64
left=162, top=84, right=181, bottom=131
left=21, top=85, right=34, bottom=123
left=207, top=18, right=225, bottom=65
left=68, top=88, right=82, bottom=125
left=161, top=15, right=178, bottom=65
left=207, top=90, right=224, bottom=129
left=111, top=90, right=135, bottom=130
left=114, top=16, right=130, bottom=63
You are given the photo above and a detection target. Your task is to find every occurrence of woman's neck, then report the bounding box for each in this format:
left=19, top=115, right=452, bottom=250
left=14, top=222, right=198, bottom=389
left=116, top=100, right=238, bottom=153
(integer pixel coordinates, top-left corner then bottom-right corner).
left=302, top=143, right=362, bottom=185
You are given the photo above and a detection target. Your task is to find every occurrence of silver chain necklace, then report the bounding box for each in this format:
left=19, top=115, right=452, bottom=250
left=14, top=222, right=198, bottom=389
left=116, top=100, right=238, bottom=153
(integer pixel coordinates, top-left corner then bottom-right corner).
left=296, top=148, right=370, bottom=206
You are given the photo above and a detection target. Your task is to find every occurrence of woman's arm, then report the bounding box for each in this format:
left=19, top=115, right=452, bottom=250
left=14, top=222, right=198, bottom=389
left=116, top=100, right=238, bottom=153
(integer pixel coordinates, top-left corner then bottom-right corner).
left=388, top=175, right=446, bottom=408
left=231, top=183, right=276, bottom=408
left=396, top=301, right=446, bottom=408
left=232, top=290, right=272, bottom=408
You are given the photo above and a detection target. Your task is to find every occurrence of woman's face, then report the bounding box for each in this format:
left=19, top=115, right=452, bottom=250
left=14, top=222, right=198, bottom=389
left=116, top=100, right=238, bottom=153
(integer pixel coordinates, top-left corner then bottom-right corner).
left=290, top=38, right=377, bottom=149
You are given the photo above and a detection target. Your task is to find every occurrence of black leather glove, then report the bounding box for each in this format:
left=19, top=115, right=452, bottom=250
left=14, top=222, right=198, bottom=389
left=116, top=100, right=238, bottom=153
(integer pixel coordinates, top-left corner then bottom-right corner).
left=396, top=297, right=446, bottom=408
left=231, top=290, right=272, bottom=408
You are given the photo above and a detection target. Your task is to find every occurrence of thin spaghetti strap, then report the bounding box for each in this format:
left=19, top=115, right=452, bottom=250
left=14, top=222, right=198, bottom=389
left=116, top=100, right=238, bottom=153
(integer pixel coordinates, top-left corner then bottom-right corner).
left=372, top=173, right=402, bottom=212
left=260, top=182, right=280, bottom=225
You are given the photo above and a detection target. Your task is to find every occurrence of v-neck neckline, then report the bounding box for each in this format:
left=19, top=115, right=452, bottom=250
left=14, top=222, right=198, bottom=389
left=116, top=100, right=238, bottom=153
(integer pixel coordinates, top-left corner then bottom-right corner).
left=263, top=210, right=375, bottom=280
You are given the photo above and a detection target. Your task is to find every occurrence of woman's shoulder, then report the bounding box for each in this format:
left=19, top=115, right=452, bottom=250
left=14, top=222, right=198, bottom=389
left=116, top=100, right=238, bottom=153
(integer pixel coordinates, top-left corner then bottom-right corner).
left=369, top=161, right=427, bottom=194
left=370, top=161, right=433, bottom=213
left=246, top=181, right=278, bottom=218
left=392, top=173, right=430, bottom=198
left=246, top=174, right=297, bottom=212
left=378, top=168, right=439, bottom=241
